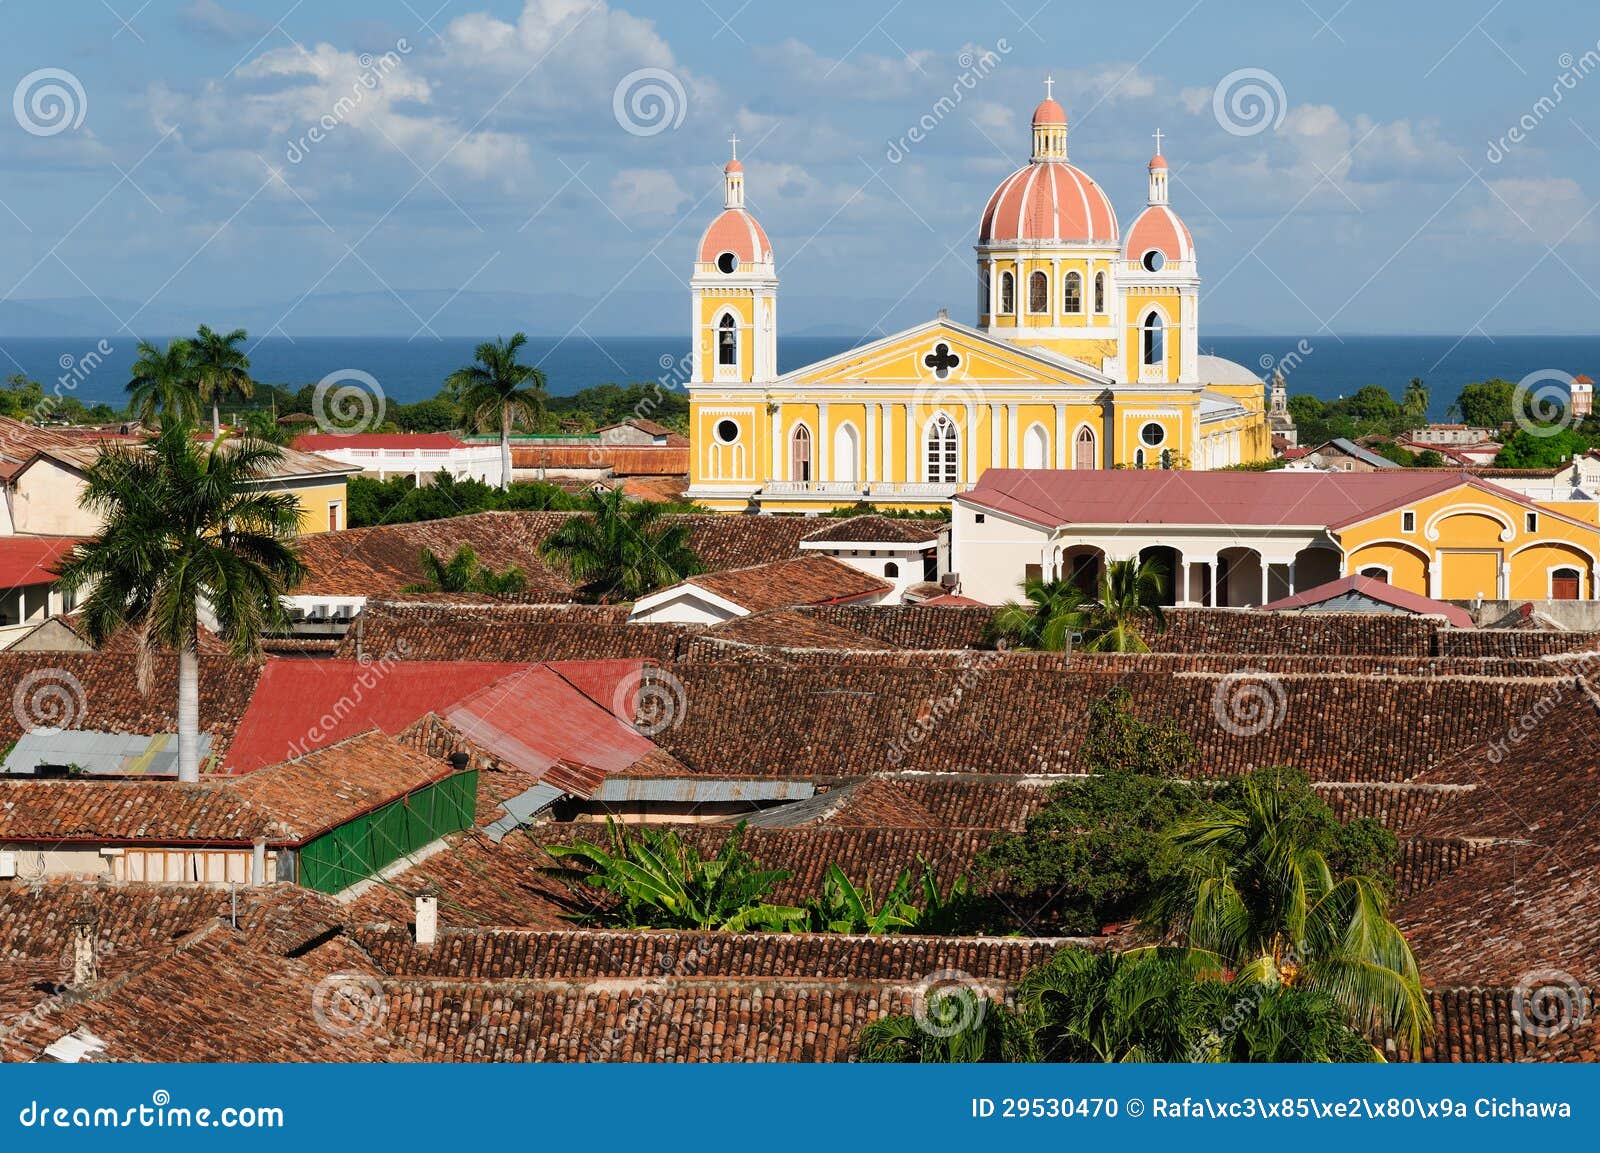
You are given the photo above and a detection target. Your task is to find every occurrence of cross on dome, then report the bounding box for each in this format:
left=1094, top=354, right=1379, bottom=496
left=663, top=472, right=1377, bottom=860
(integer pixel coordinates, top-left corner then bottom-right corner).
left=728, top=132, right=739, bottom=159
left=1151, top=128, right=1163, bottom=155
left=1044, top=74, right=1054, bottom=99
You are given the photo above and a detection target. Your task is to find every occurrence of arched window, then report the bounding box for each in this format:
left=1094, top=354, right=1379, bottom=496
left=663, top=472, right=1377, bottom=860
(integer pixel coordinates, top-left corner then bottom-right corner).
left=884, top=561, right=900, bottom=578
left=789, top=424, right=812, bottom=483
left=1134, top=448, right=1147, bottom=469
left=1063, top=271, right=1082, bottom=314
left=1023, top=423, right=1049, bottom=470
left=833, top=423, right=860, bottom=484
left=1094, top=271, right=1106, bottom=313
left=717, top=314, right=738, bottom=367
left=925, top=414, right=959, bottom=484
left=1028, top=271, right=1049, bottom=314
left=979, top=268, right=990, bottom=316
left=1141, top=310, right=1165, bottom=367
left=999, top=271, right=1015, bottom=315
left=1074, top=425, right=1097, bottom=470
left=1160, top=448, right=1173, bottom=470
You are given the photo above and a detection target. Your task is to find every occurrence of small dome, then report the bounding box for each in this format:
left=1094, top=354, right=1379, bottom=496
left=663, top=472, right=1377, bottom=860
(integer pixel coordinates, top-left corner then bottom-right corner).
left=724, top=157, right=744, bottom=173
left=1032, top=97, right=1067, bottom=126
left=1125, top=204, right=1193, bottom=265
left=1148, top=153, right=1168, bottom=170
left=980, top=162, right=1118, bottom=245
left=698, top=209, right=771, bottom=266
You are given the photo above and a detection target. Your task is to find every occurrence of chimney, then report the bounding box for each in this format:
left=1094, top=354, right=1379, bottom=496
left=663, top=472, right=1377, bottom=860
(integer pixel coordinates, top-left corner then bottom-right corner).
left=415, top=885, right=439, bottom=947
left=447, top=751, right=470, bottom=772
left=70, top=899, right=99, bottom=988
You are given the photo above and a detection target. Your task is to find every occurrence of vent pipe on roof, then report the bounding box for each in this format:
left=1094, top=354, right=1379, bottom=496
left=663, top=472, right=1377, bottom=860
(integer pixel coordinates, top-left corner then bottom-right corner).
left=447, top=751, right=470, bottom=772
left=415, top=885, right=439, bottom=947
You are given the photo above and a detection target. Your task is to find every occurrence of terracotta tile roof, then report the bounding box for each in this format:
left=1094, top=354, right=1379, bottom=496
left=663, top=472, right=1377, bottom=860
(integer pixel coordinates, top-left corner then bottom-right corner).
left=0, top=652, right=263, bottom=763
left=334, top=602, right=697, bottom=663
left=2, top=923, right=410, bottom=1062
left=0, top=779, right=273, bottom=843
left=354, top=926, right=1065, bottom=983
left=699, top=609, right=899, bottom=652
left=0, top=537, right=81, bottom=591
left=513, top=446, right=688, bottom=475
left=800, top=515, right=944, bottom=545
left=228, top=730, right=463, bottom=844
left=679, top=555, right=891, bottom=614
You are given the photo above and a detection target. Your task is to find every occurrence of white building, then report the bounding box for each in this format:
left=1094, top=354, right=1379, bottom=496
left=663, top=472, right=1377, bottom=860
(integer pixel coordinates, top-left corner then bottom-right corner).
left=291, top=433, right=505, bottom=487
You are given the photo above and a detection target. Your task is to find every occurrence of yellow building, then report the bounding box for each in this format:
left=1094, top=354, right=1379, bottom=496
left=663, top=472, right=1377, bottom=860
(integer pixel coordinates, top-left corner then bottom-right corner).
left=686, top=87, right=1272, bottom=513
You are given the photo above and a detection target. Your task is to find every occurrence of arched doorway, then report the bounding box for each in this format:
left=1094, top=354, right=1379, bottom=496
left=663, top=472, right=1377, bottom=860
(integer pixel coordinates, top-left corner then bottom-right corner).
left=1060, top=545, right=1105, bottom=595
left=1217, top=546, right=1265, bottom=607
left=1138, top=546, right=1180, bottom=607
left=1292, top=545, right=1342, bottom=595
left=789, top=424, right=812, bottom=482
left=1074, top=425, right=1097, bottom=470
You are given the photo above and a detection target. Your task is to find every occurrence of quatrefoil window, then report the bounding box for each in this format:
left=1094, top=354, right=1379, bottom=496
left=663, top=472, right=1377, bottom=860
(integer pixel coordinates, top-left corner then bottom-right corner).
left=924, top=342, right=961, bottom=380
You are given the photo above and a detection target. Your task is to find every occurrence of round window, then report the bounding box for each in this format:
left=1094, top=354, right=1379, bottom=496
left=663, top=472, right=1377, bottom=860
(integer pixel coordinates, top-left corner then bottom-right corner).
left=714, top=419, right=740, bottom=445
left=1140, top=422, right=1165, bottom=447
left=1142, top=250, right=1165, bottom=272
left=716, top=251, right=739, bottom=274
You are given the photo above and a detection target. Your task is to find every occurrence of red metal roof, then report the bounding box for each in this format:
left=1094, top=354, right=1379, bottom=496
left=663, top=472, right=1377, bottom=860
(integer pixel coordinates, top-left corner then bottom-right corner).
left=291, top=433, right=466, bottom=451
left=1260, top=575, right=1476, bottom=629
left=223, top=659, right=534, bottom=773
left=0, top=537, right=80, bottom=590
left=961, top=469, right=1483, bottom=530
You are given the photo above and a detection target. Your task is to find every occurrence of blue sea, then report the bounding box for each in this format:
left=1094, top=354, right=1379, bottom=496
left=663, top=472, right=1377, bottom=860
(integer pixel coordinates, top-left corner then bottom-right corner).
left=6, top=333, right=1599, bottom=421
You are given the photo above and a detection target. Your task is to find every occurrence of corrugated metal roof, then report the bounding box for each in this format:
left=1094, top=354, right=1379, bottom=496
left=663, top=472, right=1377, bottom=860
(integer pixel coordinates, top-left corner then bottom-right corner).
left=588, top=778, right=816, bottom=804
left=483, top=783, right=565, bottom=843
left=1, top=730, right=213, bottom=777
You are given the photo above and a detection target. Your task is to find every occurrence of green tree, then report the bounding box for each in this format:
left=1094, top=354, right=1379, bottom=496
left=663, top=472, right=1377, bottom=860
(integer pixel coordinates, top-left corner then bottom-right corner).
left=976, top=689, right=1200, bottom=933
left=540, top=486, right=702, bottom=602
left=1079, top=556, right=1168, bottom=652
left=1016, top=946, right=1204, bottom=1062
left=543, top=820, right=806, bottom=932
left=1455, top=378, right=1517, bottom=429
left=856, top=990, right=1037, bottom=1063
left=53, top=426, right=305, bottom=782
left=190, top=325, right=254, bottom=438
left=447, top=332, right=548, bottom=490
left=1145, top=769, right=1429, bottom=1053
left=986, top=576, right=1086, bottom=651
left=1400, top=377, right=1429, bottom=426
left=392, top=397, right=460, bottom=433
left=1494, top=426, right=1592, bottom=469
left=125, top=339, right=200, bottom=428
left=402, top=544, right=527, bottom=597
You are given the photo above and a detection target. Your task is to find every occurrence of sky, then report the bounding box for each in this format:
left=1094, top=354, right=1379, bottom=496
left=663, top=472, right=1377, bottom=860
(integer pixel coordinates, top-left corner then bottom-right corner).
left=0, top=0, right=1598, bottom=341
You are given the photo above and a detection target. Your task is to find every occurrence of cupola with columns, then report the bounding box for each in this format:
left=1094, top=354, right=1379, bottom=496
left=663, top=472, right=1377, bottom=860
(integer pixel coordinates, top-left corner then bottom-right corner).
left=1122, top=129, right=1199, bottom=385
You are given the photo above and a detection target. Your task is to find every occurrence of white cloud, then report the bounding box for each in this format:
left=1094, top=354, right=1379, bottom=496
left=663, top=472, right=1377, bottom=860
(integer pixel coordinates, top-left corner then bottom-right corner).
left=178, top=0, right=264, bottom=43
left=1468, top=178, right=1596, bottom=245
left=609, top=168, right=688, bottom=218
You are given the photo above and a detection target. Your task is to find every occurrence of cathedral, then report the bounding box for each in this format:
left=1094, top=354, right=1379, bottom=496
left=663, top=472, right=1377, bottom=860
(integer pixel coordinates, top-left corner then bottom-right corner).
left=685, top=83, right=1273, bottom=512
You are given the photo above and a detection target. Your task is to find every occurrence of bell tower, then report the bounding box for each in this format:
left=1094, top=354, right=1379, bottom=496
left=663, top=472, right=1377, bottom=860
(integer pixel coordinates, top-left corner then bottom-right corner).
left=691, top=135, right=777, bottom=385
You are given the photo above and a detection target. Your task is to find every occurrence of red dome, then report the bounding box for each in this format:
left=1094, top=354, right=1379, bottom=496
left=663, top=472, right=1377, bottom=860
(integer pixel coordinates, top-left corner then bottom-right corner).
left=1125, top=204, right=1193, bottom=264
left=1148, top=153, right=1168, bottom=170
left=979, top=162, right=1118, bottom=245
left=724, top=157, right=744, bottom=173
left=698, top=208, right=771, bottom=266
left=1032, top=97, right=1067, bottom=126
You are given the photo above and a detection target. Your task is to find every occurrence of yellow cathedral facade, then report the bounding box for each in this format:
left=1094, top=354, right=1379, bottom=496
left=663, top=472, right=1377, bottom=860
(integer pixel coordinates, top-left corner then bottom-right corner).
left=685, top=84, right=1273, bottom=512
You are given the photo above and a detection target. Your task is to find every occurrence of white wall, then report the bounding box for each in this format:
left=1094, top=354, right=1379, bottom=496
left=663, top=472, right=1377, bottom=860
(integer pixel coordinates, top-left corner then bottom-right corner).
left=949, top=500, right=1049, bottom=604
left=804, top=545, right=930, bottom=604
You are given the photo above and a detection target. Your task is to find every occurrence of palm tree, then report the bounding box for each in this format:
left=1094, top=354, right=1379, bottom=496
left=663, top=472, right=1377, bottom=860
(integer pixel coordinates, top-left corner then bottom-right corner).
left=540, top=487, right=701, bottom=603
left=986, top=576, right=1087, bottom=652
left=1016, top=946, right=1204, bottom=1062
left=53, top=426, right=305, bottom=782
left=125, top=339, right=200, bottom=428
left=1146, top=770, right=1431, bottom=1053
left=543, top=820, right=806, bottom=932
left=446, top=332, right=547, bottom=490
left=190, top=325, right=254, bottom=438
left=805, top=864, right=920, bottom=934
left=401, top=545, right=527, bottom=597
left=856, top=990, right=1036, bottom=1063
left=1078, top=557, right=1168, bottom=653
left=986, top=557, right=1167, bottom=653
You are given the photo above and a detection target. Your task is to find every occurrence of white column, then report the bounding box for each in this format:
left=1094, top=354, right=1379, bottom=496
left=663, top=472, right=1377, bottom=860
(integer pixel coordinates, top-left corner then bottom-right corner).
left=817, top=401, right=830, bottom=481
left=986, top=257, right=997, bottom=321
left=881, top=402, right=894, bottom=483
left=963, top=400, right=978, bottom=482
left=905, top=404, right=917, bottom=483
left=1258, top=562, right=1268, bottom=606
left=1052, top=257, right=1061, bottom=325
left=1007, top=403, right=1020, bottom=467
left=1180, top=560, right=1193, bottom=606
left=1054, top=405, right=1067, bottom=468
left=771, top=404, right=783, bottom=481
left=990, top=403, right=1003, bottom=475
left=866, top=403, right=879, bottom=483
